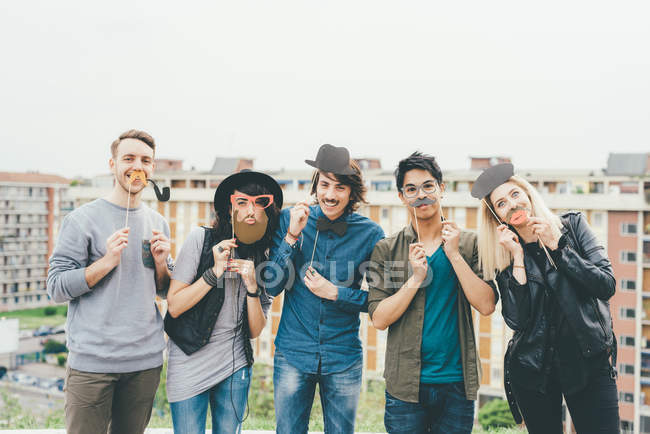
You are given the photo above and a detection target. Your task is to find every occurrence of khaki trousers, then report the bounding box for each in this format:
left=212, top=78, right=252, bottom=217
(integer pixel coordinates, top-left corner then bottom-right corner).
left=64, top=365, right=162, bottom=434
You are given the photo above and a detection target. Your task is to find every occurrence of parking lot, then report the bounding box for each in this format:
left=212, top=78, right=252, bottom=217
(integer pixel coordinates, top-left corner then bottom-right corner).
left=1, top=325, right=67, bottom=394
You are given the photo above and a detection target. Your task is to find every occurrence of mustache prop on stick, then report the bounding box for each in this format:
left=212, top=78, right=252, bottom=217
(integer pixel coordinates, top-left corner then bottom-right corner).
left=118, top=171, right=171, bottom=285
left=407, top=197, right=436, bottom=242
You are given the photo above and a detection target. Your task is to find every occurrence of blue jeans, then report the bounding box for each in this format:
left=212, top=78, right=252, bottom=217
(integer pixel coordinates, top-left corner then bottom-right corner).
left=170, top=365, right=251, bottom=434
left=384, top=382, right=475, bottom=434
left=273, top=351, right=362, bottom=434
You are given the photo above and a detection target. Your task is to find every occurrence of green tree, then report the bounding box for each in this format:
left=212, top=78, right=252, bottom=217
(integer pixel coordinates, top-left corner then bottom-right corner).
left=43, top=307, right=57, bottom=316
left=43, top=340, right=67, bottom=354
left=478, top=398, right=517, bottom=430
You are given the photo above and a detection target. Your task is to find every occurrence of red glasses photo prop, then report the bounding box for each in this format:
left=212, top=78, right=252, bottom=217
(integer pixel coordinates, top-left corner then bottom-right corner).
left=230, top=194, right=274, bottom=210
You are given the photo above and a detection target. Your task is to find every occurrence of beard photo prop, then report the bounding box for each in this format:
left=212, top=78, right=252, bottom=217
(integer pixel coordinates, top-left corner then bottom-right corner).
left=233, top=209, right=268, bottom=244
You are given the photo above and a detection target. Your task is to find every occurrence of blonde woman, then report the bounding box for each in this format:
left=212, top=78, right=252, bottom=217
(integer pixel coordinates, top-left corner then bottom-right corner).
left=472, top=163, right=619, bottom=434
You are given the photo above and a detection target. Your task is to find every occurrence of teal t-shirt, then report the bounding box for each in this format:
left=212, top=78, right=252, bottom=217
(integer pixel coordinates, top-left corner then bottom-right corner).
left=420, top=246, right=464, bottom=384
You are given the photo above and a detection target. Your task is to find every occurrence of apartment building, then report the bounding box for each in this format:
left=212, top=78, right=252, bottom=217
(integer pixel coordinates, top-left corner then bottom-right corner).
left=0, top=172, right=72, bottom=312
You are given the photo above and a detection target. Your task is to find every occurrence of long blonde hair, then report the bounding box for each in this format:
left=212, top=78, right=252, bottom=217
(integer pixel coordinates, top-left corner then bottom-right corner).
left=478, top=175, right=563, bottom=280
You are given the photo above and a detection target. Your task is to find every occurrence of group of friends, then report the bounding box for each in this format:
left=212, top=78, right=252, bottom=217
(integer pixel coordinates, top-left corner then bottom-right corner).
left=47, top=129, right=620, bottom=434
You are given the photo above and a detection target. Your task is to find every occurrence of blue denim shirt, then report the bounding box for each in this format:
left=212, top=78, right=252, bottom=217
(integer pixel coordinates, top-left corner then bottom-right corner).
left=266, top=205, right=385, bottom=374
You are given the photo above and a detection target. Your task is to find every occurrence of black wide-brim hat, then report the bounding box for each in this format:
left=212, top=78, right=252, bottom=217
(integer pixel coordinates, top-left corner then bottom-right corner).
left=213, top=170, right=284, bottom=214
left=305, top=144, right=356, bottom=175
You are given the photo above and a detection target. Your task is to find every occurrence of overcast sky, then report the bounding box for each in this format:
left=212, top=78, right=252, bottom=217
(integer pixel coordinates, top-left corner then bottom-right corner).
left=1, top=1, right=649, bottom=178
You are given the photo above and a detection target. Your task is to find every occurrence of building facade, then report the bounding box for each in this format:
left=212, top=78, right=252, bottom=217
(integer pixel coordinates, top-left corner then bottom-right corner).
left=0, top=173, right=72, bottom=312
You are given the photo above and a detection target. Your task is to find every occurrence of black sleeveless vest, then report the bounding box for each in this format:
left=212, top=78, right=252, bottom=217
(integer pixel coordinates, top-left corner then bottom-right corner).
left=163, top=227, right=254, bottom=365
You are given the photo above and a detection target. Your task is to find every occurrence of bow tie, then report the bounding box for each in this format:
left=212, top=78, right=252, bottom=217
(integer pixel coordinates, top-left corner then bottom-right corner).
left=316, top=216, right=348, bottom=237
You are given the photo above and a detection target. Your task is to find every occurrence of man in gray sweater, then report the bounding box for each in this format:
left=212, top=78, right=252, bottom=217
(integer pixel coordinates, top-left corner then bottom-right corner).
left=47, top=129, right=172, bottom=434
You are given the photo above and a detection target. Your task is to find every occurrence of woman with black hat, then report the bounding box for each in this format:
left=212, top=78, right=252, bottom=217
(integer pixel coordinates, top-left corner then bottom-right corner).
left=163, top=170, right=282, bottom=433
left=471, top=164, right=619, bottom=433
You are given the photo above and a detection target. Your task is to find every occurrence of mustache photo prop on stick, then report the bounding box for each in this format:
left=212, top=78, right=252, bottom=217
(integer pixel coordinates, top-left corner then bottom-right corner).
left=471, top=163, right=556, bottom=269
left=124, top=170, right=171, bottom=230
left=411, top=197, right=437, bottom=208
left=407, top=197, right=436, bottom=242
left=114, top=169, right=171, bottom=316
left=405, top=195, right=446, bottom=243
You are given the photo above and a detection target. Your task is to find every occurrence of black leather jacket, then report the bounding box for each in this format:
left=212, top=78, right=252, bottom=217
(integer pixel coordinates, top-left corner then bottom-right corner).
left=497, top=212, right=615, bottom=366
left=494, top=212, right=616, bottom=421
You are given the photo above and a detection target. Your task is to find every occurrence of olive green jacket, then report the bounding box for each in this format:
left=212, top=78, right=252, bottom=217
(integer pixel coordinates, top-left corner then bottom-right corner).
left=367, top=224, right=482, bottom=402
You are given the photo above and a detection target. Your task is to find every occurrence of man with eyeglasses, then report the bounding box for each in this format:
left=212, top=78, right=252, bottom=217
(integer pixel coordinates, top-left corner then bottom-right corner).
left=367, top=152, right=496, bottom=434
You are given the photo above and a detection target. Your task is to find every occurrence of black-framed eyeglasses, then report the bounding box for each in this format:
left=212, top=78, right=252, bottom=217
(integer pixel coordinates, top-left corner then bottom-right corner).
left=400, top=181, right=439, bottom=198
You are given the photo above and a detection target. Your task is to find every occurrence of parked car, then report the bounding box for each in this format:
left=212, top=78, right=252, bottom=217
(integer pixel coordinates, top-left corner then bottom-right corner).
left=10, top=372, right=24, bottom=382
left=33, top=325, right=52, bottom=337
left=55, top=377, right=64, bottom=391
left=11, top=372, right=37, bottom=386
left=51, top=324, right=66, bottom=334
left=19, top=329, right=33, bottom=339
left=20, top=375, right=38, bottom=387
left=38, top=377, right=64, bottom=392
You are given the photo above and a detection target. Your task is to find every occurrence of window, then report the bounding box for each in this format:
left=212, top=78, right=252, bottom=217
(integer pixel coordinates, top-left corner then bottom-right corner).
left=491, top=367, right=502, bottom=383
left=621, top=182, right=639, bottom=194
left=372, top=181, right=392, bottom=192
left=621, top=223, right=638, bottom=235
left=621, top=420, right=633, bottom=433
left=620, top=336, right=635, bottom=347
left=620, top=308, right=635, bottom=319
left=620, top=251, right=637, bottom=263
left=558, top=182, right=570, bottom=194
left=455, top=208, right=466, bottom=227
left=592, top=212, right=604, bottom=227
left=621, top=280, right=636, bottom=291
left=590, top=182, right=604, bottom=194
left=619, top=364, right=634, bottom=375
left=619, top=392, right=634, bottom=403
left=456, top=182, right=469, bottom=192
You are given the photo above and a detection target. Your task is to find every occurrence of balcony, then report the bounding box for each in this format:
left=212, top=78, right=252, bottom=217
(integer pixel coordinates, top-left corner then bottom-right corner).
left=0, top=263, right=48, bottom=271
left=0, top=276, right=46, bottom=285
left=0, top=249, right=48, bottom=257
left=643, top=300, right=650, bottom=323
left=1, top=222, right=48, bottom=229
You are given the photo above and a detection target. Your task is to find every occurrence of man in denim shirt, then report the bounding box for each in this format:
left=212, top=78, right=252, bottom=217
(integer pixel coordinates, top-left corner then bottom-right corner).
left=266, top=145, right=384, bottom=434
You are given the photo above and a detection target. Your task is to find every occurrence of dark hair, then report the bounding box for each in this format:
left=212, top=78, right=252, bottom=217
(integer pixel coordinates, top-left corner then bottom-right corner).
left=394, top=152, right=443, bottom=190
left=309, top=160, right=368, bottom=214
left=213, top=182, right=280, bottom=265
left=110, top=129, right=156, bottom=158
